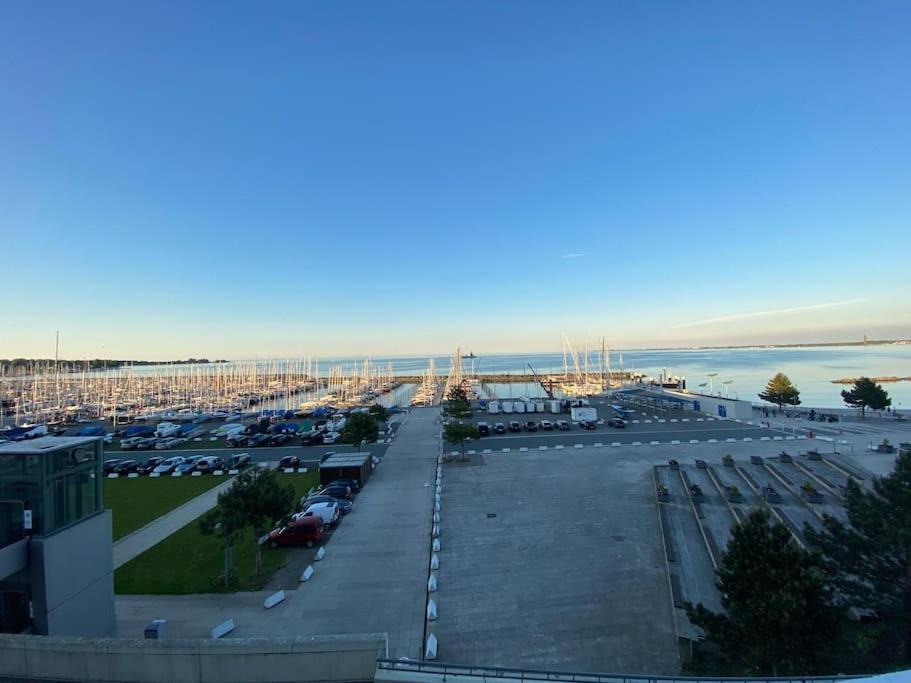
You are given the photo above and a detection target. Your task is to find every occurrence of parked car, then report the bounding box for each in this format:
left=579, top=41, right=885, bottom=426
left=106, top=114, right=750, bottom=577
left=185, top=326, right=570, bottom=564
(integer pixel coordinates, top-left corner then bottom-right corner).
left=154, top=437, right=181, bottom=450
left=248, top=434, right=271, bottom=448
left=119, top=437, right=143, bottom=450
left=508, top=421, right=522, bottom=433
left=152, top=456, right=186, bottom=475
left=228, top=453, right=251, bottom=469
left=300, top=429, right=324, bottom=446
left=540, top=420, right=554, bottom=431
left=136, top=437, right=159, bottom=450
left=524, top=421, right=538, bottom=432
left=302, top=494, right=352, bottom=515
left=268, top=517, right=324, bottom=548
left=493, top=422, right=506, bottom=434
left=327, top=477, right=359, bottom=492
left=477, top=422, right=490, bottom=436
left=580, top=420, right=597, bottom=430
left=322, top=431, right=341, bottom=445
left=278, top=455, right=302, bottom=470
left=136, top=456, right=165, bottom=475
left=113, top=459, right=139, bottom=474
left=608, top=417, right=626, bottom=428
left=103, top=459, right=123, bottom=474
left=195, top=456, right=225, bottom=473
left=318, top=484, right=352, bottom=500
left=174, top=455, right=203, bottom=474
left=556, top=420, right=571, bottom=431
left=226, top=433, right=249, bottom=447
left=269, top=434, right=292, bottom=447
left=297, top=501, right=340, bottom=526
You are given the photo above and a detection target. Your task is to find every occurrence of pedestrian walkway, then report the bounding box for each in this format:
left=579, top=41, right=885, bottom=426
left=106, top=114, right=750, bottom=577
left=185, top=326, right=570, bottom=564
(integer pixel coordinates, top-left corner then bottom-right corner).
left=113, top=477, right=236, bottom=569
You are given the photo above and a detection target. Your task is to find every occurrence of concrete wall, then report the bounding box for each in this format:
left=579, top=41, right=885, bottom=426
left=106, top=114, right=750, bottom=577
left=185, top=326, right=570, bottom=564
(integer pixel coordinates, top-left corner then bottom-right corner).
left=0, top=633, right=387, bottom=683
left=29, top=510, right=115, bottom=636
left=0, top=539, right=27, bottom=581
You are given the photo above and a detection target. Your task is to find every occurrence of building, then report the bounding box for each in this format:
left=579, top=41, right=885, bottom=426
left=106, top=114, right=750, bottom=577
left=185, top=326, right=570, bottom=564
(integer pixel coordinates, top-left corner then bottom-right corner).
left=0, top=437, right=115, bottom=636
left=658, top=389, right=753, bottom=420
left=319, top=452, right=375, bottom=488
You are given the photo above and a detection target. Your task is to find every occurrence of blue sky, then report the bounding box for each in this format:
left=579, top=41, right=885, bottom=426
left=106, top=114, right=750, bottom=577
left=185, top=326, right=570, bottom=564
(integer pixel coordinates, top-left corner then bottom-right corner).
left=2, top=2, right=909, bottom=359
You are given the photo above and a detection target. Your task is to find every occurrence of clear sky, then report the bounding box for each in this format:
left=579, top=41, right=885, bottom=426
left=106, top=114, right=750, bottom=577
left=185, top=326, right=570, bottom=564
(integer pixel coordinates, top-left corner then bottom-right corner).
left=2, top=1, right=909, bottom=360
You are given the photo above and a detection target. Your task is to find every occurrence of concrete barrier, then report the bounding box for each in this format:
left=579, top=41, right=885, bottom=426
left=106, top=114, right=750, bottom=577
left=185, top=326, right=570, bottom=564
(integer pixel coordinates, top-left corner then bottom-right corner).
left=149, top=472, right=160, bottom=478
left=127, top=473, right=139, bottom=478
left=554, top=445, right=564, bottom=450
left=210, top=620, right=234, bottom=639
left=689, top=439, right=699, bottom=444
left=213, top=470, right=224, bottom=476
left=682, top=418, right=689, bottom=422
left=297, top=467, right=308, bottom=473
left=670, top=440, right=680, bottom=445
left=574, top=444, right=583, bottom=449
left=300, top=566, right=314, bottom=582
left=538, top=445, right=548, bottom=450
left=428, top=574, right=438, bottom=592
left=696, top=418, right=704, bottom=422
left=519, top=447, right=528, bottom=452
left=0, top=633, right=387, bottom=683
left=482, top=449, right=492, bottom=454
left=773, top=436, right=783, bottom=441
left=658, top=419, right=666, bottom=423
left=314, top=547, right=325, bottom=562
left=107, top=473, right=119, bottom=479
left=743, top=437, right=753, bottom=442
left=430, top=553, right=439, bottom=570
left=726, top=438, right=736, bottom=443
left=632, top=441, right=642, bottom=446
left=172, top=471, right=183, bottom=477
left=264, top=591, right=285, bottom=609
left=432, top=538, right=441, bottom=552
left=502, top=448, right=510, bottom=453
left=594, top=442, right=603, bottom=447
left=425, top=633, right=438, bottom=660
left=760, top=436, right=770, bottom=441
left=670, top=419, right=678, bottom=423
left=785, top=436, right=795, bottom=440
left=650, top=441, right=660, bottom=445
left=707, top=439, right=717, bottom=443
left=612, top=442, right=621, bottom=447
left=427, top=599, right=438, bottom=621
left=192, top=471, right=202, bottom=477
left=466, top=450, right=476, bottom=455
left=632, top=420, right=640, bottom=424
left=228, top=469, right=239, bottom=475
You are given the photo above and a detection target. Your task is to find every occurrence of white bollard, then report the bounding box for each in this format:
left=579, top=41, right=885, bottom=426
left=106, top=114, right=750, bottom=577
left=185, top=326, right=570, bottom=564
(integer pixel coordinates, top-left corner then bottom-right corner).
left=432, top=524, right=440, bottom=538
left=314, top=546, right=326, bottom=561
left=425, top=633, right=438, bottom=660
left=434, top=500, right=440, bottom=512
left=428, top=574, right=438, bottom=592
left=432, top=538, right=441, bottom=552
left=264, top=590, right=285, bottom=608
left=300, top=565, right=314, bottom=582
left=430, top=553, right=439, bottom=570
left=210, top=619, right=235, bottom=639
left=427, top=599, right=438, bottom=621
left=433, top=512, right=440, bottom=523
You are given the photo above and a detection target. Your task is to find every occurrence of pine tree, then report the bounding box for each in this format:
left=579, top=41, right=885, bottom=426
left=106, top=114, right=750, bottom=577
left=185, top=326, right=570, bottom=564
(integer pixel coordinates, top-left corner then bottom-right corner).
left=686, top=508, right=839, bottom=676
left=758, top=373, right=801, bottom=409
left=841, top=377, right=891, bottom=417
left=805, top=449, right=911, bottom=666
left=442, top=385, right=476, bottom=460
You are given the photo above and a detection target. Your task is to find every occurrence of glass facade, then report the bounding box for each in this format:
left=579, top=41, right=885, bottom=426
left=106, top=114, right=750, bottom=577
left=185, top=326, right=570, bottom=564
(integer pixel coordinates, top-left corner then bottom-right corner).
left=0, top=439, right=102, bottom=541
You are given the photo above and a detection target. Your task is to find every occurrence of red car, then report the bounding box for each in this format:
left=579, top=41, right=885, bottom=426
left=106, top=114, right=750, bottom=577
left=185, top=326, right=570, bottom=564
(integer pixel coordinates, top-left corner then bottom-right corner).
left=268, top=517, right=324, bottom=548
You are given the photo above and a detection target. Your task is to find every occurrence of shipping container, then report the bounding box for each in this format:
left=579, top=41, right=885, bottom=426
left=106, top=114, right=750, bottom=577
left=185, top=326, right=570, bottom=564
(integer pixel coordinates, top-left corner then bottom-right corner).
left=488, top=401, right=500, bottom=414
left=502, top=401, right=514, bottom=413
left=514, top=402, right=526, bottom=413
left=570, top=406, right=598, bottom=423
left=534, top=401, right=545, bottom=413
left=548, top=400, right=562, bottom=414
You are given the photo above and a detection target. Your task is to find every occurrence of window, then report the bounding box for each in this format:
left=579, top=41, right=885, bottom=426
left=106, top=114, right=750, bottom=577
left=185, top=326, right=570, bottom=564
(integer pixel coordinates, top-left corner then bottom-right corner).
left=48, top=470, right=98, bottom=533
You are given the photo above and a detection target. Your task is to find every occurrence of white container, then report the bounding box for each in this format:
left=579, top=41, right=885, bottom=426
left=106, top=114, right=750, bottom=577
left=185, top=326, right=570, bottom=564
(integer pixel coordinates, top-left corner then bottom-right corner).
left=514, top=402, right=525, bottom=414
left=488, top=401, right=500, bottom=414
left=534, top=401, right=545, bottom=413
left=549, top=399, right=562, bottom=414
left=501, top=401, right=514, bottom=413
left=525, top=401, right=536, bottom=413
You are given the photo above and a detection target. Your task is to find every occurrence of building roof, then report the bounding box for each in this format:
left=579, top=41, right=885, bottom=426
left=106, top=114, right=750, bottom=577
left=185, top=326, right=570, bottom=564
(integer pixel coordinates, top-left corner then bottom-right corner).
left=319, top=452, right=372, bottom=469
left=0, top=435, right=101, bottom=454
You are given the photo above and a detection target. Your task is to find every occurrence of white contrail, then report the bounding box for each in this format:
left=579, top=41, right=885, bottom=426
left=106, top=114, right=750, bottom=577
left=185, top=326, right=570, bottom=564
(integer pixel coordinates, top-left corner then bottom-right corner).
left=673, top=298, right=866, bottom=329
left=560, top=253, right=587, bottom=259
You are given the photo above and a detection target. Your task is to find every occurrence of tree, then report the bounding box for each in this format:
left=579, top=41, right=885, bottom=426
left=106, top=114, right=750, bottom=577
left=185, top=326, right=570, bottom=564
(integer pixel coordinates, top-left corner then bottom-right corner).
left=368, top=403, right=388, bottom=421
left=199, top=468, right=294, bottom=581
left=805, top=449, right=911, bottom=667
left=758, top=373, right=801, bottom=409
left=841, top=377, right=891, bottom=417
left=443, top=421, right=479, bottom=460
left=342, top=412, right=379, bottom=448
left=685, top=508, right=839, bottom=676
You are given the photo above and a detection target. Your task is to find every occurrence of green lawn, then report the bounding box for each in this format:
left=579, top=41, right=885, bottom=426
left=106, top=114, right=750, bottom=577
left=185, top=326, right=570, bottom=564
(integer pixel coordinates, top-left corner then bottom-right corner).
left=105, top=475, right=226, bottom=540
left=114, top=472, right=318, bottom=594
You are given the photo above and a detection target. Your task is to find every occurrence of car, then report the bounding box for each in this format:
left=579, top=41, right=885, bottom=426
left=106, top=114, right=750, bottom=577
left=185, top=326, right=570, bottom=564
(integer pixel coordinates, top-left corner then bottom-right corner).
left=195, top=455, right=225, bottom=473
left=300, top=430, right=324, bottom=446
left=228, top=453, right=251, bottom=469
left=319, top=451, right=337, bottom=463
left=327, top=477, right=359, bottom=492
left=493, top=422, right=506, bottom=434
left=248, top=434, right=271, bottom=447
left=136, top=437, right=159, bottom=450
left=278, top=455, right=302, bottom=470
left=269, top=434, right=292, bottom=447
left=556, top=420, right=571, bottom=431
left=540, top=420, right=554, bottom=431
left=508, top=421, right=522, bottom=433
left=174, top=455, right=203, bottom=474
left=477, top=422, right=490, bottom=436
left=268, top=517, right=324, bottom=548
left=322, top=431, right=341, bottom=445
left=113, top=459, right=139, bottom=474
left=119, top=437, right=143, bottom=450
left=524, top=421, right=538, bottom=432
left=103, top=459, right=123, bottom=474
left=154, top=437, right=181, bottom=450
left=226, top=434, right=249, bottom=447
left=301, top=494, right=352, bottom=515
left=608, top=417, right=626, bottom=428
left=297, top=501, right=340, bottom=526
left=152, top=456, right=186, bottom=474
left=318, top=484, right=352, bottom=500
left=580, top=420, right=597, bottom=430
left=136, top=456, right=165, bottom=475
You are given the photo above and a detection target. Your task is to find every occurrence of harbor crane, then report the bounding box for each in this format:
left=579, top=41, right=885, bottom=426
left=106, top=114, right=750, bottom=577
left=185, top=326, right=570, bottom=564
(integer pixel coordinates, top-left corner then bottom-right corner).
left=526, top=363, right=555, bottom=399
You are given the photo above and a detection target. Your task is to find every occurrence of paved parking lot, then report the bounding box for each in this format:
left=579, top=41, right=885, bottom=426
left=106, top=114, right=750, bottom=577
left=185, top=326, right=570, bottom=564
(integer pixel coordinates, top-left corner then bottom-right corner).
left=432, top=449, right=679, bottom=674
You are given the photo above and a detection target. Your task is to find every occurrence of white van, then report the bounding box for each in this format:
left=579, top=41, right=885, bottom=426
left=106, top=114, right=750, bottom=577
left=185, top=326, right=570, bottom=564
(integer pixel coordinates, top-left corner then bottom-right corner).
left=300, top=501, right=340, bottom=526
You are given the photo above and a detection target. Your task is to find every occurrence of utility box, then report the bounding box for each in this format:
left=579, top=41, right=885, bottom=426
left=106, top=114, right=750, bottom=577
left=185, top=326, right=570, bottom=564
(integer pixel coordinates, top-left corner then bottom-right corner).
left=144, top=619, right=167, bottom=639
left=571, top=407, right=597, bottom=422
